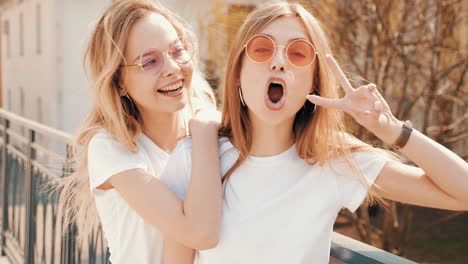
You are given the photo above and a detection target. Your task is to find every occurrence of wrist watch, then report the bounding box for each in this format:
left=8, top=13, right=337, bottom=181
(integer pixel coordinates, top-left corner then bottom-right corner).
left=392, top=120, right=413, bottom=150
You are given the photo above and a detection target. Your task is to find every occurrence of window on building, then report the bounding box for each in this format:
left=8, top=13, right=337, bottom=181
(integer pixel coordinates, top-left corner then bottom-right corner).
left=19, top=13, right=24, bottom=56
left=20, top=87, right=25, bottom=136
left=36, top=4, right=41, bottom=54
left=20, top=86, right=24, bottom=116
left=7, top=89, right=11, bottom=110
left=37, top=96, right=43, bottom=123
left=3, top=20, right=10, bottom=58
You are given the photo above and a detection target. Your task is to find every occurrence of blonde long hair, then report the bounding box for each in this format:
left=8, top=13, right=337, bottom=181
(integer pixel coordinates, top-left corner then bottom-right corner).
left=220, top=1, right=394, bottom=192
left=57, top=0, right=215, bottom=243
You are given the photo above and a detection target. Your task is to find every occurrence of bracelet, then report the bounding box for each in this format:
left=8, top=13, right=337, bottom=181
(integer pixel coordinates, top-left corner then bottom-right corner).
left=392, top=120, right=413, bottom=150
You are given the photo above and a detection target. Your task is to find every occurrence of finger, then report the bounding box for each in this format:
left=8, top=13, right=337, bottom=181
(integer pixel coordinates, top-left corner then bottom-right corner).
left=306, top=94, right=344, bottom=110
left=325, top=54, right=354, bottom=94
left=374, top=101, right=382, bottom=111
left=367, top=84, right=376, bottom=92
left=371, top=86, right=391, bottom=109
left=363, top=84, right=382, bottom=111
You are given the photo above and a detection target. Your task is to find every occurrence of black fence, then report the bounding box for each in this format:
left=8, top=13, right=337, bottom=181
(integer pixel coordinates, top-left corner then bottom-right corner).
left=0, top=109, right=109, bottom=264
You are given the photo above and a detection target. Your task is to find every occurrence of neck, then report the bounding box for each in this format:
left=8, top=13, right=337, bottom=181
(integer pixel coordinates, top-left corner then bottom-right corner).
left=249, top=112, right=295, bottom=157
left=139, top=109, right=185, bottom=153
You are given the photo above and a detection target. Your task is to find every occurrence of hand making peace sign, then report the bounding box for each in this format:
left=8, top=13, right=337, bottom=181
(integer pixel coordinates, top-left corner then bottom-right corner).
left=306, top=54, right=403, bottom=144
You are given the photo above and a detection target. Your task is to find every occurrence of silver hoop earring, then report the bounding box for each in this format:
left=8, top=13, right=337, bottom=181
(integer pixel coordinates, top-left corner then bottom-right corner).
left=303, top=102, right=316, bottom=114
left=123, top=94, right=136, bottom=117
left=239, top=87, right=247, bottom=108
left=303, top=91, right=317, bottom=114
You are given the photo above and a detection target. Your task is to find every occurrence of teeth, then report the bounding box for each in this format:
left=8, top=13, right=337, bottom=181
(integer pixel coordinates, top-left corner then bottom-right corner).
left=271, top=81, right=283, bottom=86
left=159, top=80, right=183, bottom=92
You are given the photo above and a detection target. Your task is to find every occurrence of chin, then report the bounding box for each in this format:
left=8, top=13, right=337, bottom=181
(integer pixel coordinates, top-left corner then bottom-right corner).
left=249, top=107, right=293, bottom=127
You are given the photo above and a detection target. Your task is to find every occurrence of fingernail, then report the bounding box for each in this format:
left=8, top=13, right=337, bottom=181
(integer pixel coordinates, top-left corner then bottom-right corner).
left=374, top=102, right=382, bottom=110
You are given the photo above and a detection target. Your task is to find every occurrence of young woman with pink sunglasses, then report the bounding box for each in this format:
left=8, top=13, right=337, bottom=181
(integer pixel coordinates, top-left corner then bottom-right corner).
left=163, top=2, right=468, bottom=263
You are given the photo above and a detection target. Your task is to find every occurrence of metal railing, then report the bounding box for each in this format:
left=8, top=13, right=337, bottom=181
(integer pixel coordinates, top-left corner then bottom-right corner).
left=330, top=232, right=417, bottom=264
left=0, top=109, right=416, bottom=264
left=0, top=109, right=109, bottom=264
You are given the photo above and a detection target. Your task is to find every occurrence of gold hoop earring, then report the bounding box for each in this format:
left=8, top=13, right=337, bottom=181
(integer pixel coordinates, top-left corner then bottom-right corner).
left=123, top=94, right=135, bottom=117
left=239, top=87, right=247, bottom=108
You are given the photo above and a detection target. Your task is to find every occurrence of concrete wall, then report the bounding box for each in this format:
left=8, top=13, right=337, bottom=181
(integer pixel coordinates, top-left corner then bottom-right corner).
left=59, top=0, right=109, bottom=133
left=1, top=0, right=58, bottom=129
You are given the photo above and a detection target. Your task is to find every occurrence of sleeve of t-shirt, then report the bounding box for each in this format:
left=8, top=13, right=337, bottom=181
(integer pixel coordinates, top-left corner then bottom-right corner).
left=332, top=151, right=388, bottom=212
left=218, top=138, right=238, bottom=178
left=87, top=132, right=147, bottom=192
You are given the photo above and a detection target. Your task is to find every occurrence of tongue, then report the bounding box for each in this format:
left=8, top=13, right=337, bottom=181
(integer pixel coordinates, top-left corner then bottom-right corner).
left=268, top=84, right=283, bottom=103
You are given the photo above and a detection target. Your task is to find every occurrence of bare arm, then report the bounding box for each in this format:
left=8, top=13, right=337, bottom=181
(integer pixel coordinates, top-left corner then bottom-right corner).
left=103, top=109, right=222, bottom=249
left=163, top=239, right=195, bottom=264
left=373, top=129, right=468, bottom=210
left=308, top=54, right=468, bottom=210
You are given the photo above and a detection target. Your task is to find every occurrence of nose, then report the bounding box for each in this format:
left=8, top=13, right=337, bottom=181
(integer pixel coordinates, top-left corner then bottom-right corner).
left=269, top=47, right=286, bottom=72
left=161, top=54, right=181, bottom=77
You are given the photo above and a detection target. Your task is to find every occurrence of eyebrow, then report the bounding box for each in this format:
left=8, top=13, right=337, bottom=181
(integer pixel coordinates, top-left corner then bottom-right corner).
left=131, top=38, right=182, bottom=63
left=260, top=33, right=308, bottom=43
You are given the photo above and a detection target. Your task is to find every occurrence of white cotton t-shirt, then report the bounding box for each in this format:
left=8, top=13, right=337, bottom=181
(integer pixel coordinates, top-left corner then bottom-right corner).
left=87, top=131, right=192, bottom=264
left=196, top=139, right=388, bottom=264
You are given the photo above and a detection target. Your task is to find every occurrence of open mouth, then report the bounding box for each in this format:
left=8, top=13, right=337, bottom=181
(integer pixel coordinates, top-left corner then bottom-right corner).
left=268, top=82, right=284, bottom=103
left=157, top=80, right=184, bottom=95
left=265, top=78, right=286, bottom=110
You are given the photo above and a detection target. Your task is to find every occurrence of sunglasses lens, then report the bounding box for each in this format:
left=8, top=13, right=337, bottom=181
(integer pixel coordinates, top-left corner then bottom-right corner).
left=140, top=49, right=163, bottom=74
left=287, top=40, right=316, bottom=67
left=246, top=35, right=275, bottom=63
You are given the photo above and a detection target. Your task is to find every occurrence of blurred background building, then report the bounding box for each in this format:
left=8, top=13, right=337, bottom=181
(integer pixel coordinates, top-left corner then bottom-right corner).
left=0, top=0, right=112, bottom=134
left=0, top=0, right=265, bottom=134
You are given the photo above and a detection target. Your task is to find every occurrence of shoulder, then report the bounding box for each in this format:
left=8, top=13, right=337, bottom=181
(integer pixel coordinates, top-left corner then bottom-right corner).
left=219, top=137, right=236, bottom=157
left=324, top=150, right=389, bottom=185
left=89, top=130, right=118, bottom=145
left=217, top=137, right=239, bottom=176
left=87, top=131, right=148, bottom=190
left=88, top=130, right=141, bottom=158
left=326, top=150, right=388, bottom=168
left=89, top=130, right=114, bottom=146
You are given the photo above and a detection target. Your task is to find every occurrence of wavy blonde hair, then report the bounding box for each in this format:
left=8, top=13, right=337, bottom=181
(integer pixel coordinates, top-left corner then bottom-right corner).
left=220, top=1, right=395, bottom=198
left=56, top=0, right=215, bottom=243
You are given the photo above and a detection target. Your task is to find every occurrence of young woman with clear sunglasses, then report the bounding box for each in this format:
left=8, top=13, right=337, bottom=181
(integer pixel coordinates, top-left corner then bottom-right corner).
left=57, top=1, right=223, bottom=263
left=163, top=1, right=468, bottom=263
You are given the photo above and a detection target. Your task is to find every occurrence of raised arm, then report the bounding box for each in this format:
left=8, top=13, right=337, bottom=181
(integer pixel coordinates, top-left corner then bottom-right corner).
left=103, top=109, right=222, bottom=249
left=307, top=54, right=468, bottom=210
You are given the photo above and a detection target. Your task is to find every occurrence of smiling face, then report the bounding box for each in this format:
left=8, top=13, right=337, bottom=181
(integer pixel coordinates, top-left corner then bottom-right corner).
left=120, top=12, right=193, bottom=115
left=239, top=16, right=316, bottom=126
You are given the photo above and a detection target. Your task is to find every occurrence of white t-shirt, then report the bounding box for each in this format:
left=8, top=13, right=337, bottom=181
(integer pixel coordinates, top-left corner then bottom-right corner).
left=87, top=131, right=192, bottom=264
left=196, top=139, right=387, bottom=264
